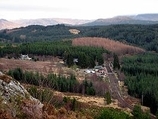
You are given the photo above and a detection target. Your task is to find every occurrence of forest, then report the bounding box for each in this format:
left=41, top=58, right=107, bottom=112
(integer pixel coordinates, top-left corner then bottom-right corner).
left=0, top=40, right=107, bottom=68
left=79, top=24, right=158, bottom=52
left=1, top=24, right=158, bottom=52
left=0, top=24, right=77, bottom=42
left=121, top=52, right=158, bottom=114
left=7, top=68, right=97, bottom=96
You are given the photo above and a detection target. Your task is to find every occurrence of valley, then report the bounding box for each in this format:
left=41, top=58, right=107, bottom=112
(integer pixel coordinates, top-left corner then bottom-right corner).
left=0, top=23, right=158, bottom=118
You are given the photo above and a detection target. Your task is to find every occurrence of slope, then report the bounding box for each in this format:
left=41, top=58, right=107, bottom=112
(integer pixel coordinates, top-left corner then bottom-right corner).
left=72, top=37, right=145, bottom=55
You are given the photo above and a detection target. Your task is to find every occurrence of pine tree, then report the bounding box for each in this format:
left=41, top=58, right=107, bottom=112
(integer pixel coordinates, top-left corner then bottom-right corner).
left=104, top=91, right=111, bottom=104
left=113, top=53, right=120, bottom=70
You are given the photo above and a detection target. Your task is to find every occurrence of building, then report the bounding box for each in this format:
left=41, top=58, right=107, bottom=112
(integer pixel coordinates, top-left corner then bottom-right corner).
left=94, top=65, right=103, bottom=71
left=21, top=54, right=31, bottom=60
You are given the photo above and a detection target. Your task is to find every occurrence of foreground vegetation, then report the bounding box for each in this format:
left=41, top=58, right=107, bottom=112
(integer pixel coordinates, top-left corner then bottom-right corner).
left=6, top=67, right=152, bottom=118
left=27, top=85, right=130, bottom=119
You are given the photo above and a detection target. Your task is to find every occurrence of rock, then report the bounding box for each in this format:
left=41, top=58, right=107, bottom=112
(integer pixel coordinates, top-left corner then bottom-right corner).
left=0, top=71, right=43, bottom=119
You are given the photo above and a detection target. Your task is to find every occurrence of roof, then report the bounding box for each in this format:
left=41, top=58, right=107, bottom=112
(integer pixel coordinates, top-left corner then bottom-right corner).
left=94, top=65, right=103, bottom=69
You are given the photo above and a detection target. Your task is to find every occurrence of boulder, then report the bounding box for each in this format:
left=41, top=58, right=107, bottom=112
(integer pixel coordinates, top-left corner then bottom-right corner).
left=0, top=72, right=43, bottom=119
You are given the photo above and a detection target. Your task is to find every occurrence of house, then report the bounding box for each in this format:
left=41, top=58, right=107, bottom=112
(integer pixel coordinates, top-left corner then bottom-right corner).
left=84, top=69, right=95, bottom=74
left=94, top=65, right=103, bottom=71
left=73, top=58, right=78, bottom=63
left=21, top=54, right=31, bottom=60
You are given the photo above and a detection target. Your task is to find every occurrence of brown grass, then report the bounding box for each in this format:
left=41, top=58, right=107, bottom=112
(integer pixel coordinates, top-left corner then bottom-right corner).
left=72, top=37, right=145, bottom=55
left=0, top=58, right=63, bottom=75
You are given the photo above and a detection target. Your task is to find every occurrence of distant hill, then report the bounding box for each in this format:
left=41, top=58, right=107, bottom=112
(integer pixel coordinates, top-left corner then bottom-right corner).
left=1, top=13, right=158, bottom=29
left=53, top=18, right=91, bottom=25
left=132, top=13, right=158, bottom=21
left=0, top=24, right=78, bottom=42
left=0, top=19, right=20, bottom=30
left=83, top=14, right=158, bottom=26
left=13, top=18, right=59, bottom=27
left=0, top=18, right=91, bottom=30
left=13, top=18, right=91, bottom=27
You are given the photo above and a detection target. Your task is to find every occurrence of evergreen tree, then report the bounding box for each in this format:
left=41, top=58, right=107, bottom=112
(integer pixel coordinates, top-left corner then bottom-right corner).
left=66, top=53, right=73, bottom=67
left=113, top=53, right=120, bottom=70
left=71, top=98, right=76, bottom=111
left=104, top=91, right=111, bottom=104
left=132, top=105, right=150, bottom=119
left=156, top=110, right=158, bottom=119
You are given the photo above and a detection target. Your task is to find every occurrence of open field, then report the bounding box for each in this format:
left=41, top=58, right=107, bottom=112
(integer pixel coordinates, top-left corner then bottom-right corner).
left=0, top=57, right=86, bottom=80
left=72, top=37, right=145, bottom=55
left=0, top=58, right=65, bottom=75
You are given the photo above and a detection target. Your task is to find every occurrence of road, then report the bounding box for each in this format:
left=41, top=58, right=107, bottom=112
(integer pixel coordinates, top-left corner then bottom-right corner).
left=106, top=63, right=157, bottom=119
left=106, top=63, right=133, bottom=110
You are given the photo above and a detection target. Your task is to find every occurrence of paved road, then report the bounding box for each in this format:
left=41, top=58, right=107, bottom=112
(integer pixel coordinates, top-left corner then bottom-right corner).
left=106, top=63, right=133, bottom=110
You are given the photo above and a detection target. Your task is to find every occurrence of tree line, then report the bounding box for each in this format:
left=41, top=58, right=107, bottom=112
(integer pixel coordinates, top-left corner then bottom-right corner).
left=0, top=40, right=107, bottom=68
left=0, top=24, right=78, bottom=43
left=7, top=68, right=96, bottom=96
left=1, top=24, right=158, bottom=53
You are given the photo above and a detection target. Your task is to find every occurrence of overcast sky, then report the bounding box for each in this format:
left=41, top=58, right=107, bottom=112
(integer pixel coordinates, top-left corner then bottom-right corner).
left=0, top=0, right=158, bottom=20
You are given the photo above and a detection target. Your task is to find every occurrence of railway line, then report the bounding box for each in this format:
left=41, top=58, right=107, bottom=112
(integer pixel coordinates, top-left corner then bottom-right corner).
left=106, top=63, right=133, bottom=110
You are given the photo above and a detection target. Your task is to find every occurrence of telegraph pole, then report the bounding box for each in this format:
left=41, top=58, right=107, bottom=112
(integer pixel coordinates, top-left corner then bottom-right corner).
left=141, top=92, right=143, bottom=105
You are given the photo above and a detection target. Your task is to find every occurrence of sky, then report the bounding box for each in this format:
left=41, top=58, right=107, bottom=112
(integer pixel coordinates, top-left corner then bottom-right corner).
left=0, top=0, right=158, bottom=20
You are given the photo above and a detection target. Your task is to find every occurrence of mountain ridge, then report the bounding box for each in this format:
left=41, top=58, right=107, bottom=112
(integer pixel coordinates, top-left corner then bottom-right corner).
left=83, top=14, right=158, bottom=26
left=0, top=13, right=158, bottom=30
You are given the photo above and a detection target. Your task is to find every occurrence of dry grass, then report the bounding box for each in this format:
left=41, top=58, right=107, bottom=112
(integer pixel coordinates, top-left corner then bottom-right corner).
left=54, top=91, right=121, bottom=109
left=72, top=37, right=145, bottom=55
left=0, top=58, right=64, bottom=75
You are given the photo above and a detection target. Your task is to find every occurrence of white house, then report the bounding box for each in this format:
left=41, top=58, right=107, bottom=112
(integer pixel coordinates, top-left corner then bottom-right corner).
left=21, top=54, right=31, bottom=60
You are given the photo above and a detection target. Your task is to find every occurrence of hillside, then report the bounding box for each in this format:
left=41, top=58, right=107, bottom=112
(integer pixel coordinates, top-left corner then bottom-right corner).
left=0, top=24, right=76, bottom=42
left=0, top=72, right=43, bottom=119
left=0, top=19, right=20, bottom=30
left=0, top=71, right=98, bottom=119
left=13, top=18, right=58, bottom=27
left=0, top=18, right=91, bottom=30
left=83, top=14, right=158, bottom=26
left=0, top=13, right=158, bottom=30
left=72, top=37, right=145, bottom=55
left=79, top=24, right=158, bottom=53
left=0, top=23, right=158, bottom=53
left=0, top=56, right=153, bottom=118
left=133, top=13, right=158, bottom=21
left=0, top=40, right=155, bottom=118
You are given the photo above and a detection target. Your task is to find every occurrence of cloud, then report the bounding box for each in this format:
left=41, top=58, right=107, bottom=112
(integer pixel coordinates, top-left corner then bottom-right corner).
left=0, top=0, right=158, bottom=20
